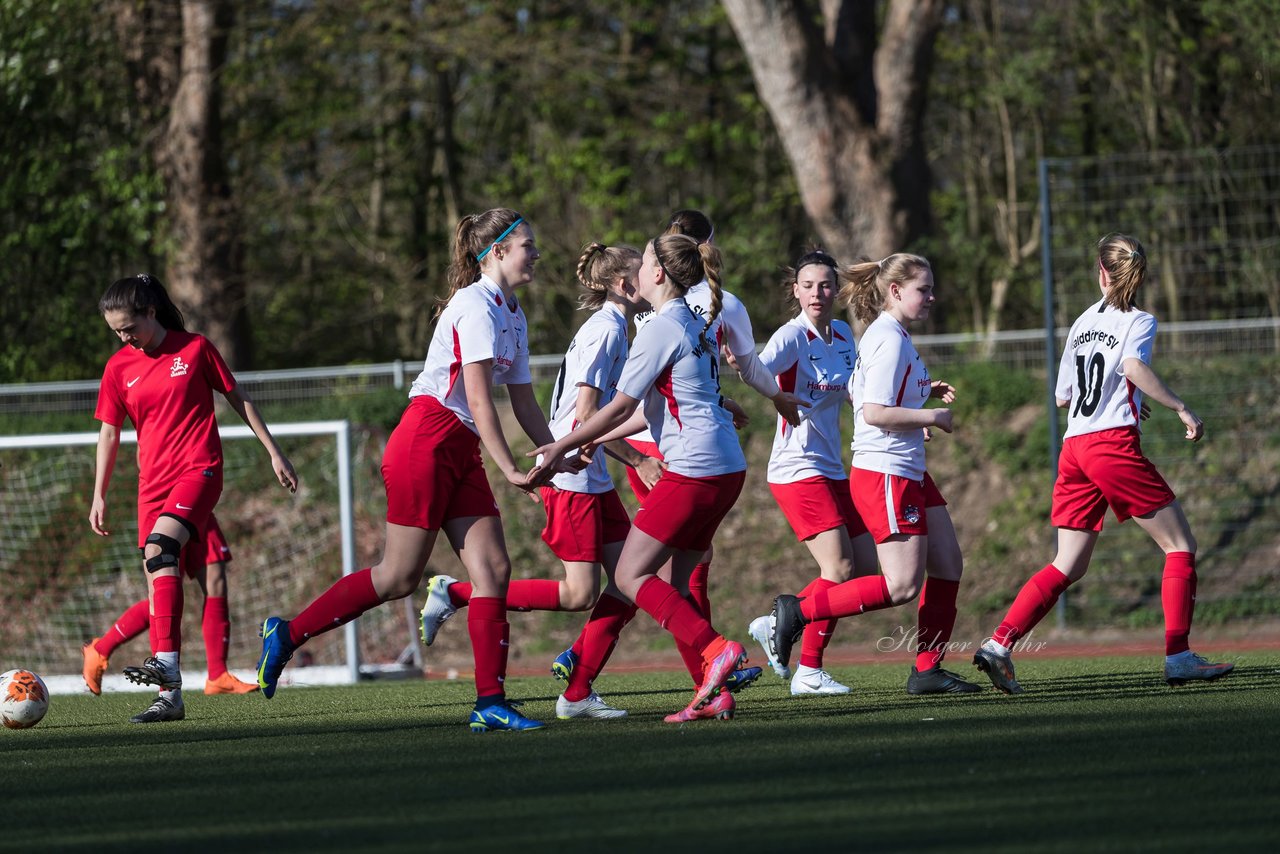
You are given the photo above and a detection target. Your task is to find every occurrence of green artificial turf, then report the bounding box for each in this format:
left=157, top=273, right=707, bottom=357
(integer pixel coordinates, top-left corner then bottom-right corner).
left=6, top=653, right=1279, bottom=852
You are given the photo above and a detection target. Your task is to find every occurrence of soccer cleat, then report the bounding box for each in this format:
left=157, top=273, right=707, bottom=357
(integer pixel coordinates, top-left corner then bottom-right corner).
left=122, top=656, right=181, bottom=690
left=555, top=692, right=628, bottom=720
left=469, top=701, right=545, bottom=733
left=724, top=666, right=763, bottom=694
left=256, top=616, right=296, bottom=699
left=204, top=672, right=261, bottom=695
left=770, top=594, right=807, bottom=671
left=973, top=643, right=1024, bottom=695
left=550, top=647, right=579, bottom=682
left=906, top=664, right=982, bottom=695
left=129, top=694, right=185, bottom=724
left=748, top=615, right=791, bottom=680
left=419, top=574, right=459, bottom=646
left=82, top=639, right=109, bottom=696
left=664, top=689, right=735, bottom=723
left=790, top=666, right=851, bottom=696
left=694, top=640, right=747, bottom=707
left=1164, top=651, right=1235, bottom=686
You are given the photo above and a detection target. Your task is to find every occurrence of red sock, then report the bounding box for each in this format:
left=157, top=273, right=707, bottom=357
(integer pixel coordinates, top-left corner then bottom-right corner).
left=203, top=596, right=230, bottom=679
left=151, top=575, right=183, bottom=653
left=634, top=576, right=718, bottom=653
left=992, top=565, right=1072, bottom=649
left=673, top=586, right=713, bottom=684
left=448, top=581, right=473, bottom=609
left=506, top=579, right=562, bottom=612
left=798, top=578, right=838, bottom=669
left=1162, top=552, right=1196, bottom=656
left=97, top=599, right=150, bottom=657
left=687, top=560, right=711, bottom=621
left=914, top=577, right=959, bottom=672
left=801, top=575, right=893, bottom=621
left=290, top=568, right=382, bottom=645
left=564, top=593, right=637, bottom=702
left=468, top=597, right=509, bottom=698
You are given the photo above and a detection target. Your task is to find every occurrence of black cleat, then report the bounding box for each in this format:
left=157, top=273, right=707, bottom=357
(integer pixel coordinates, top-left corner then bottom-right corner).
left=129, top=695, right=185, bottom=724
left=770, top=594, right=807, bottom=671
left=906, top=665, right=982, bottom=695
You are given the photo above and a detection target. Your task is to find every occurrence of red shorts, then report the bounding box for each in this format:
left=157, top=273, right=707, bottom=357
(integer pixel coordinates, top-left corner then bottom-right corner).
left=633, top=469, right=745, bottom=552
left=770, top=476, right=868, bottom=541
left=849, top=465, right=946, bottom=544
left=178, top=514, right=233, bottom=578
left=623, top=439, right=663, bottom=502
left=1052, top=427, right=1175, bottom=530
left=539, top=487, right=632, bottom=562
left=382, top=396, right=499, bottom=530
left=137, top=466, right=223, bottom=549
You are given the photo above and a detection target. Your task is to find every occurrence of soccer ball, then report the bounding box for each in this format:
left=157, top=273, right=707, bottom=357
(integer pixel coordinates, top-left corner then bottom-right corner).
left=1, top=669, right=49, bottom=729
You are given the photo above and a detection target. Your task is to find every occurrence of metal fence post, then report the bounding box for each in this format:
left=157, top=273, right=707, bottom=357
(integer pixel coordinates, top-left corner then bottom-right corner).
left=1039, top=157, right=1067, bottom=631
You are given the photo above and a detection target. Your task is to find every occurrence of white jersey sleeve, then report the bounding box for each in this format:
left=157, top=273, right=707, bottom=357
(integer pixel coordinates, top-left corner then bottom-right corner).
left=684, top=282, right=779, bottom=399
left=1057, top=298, right=1156, bottom=439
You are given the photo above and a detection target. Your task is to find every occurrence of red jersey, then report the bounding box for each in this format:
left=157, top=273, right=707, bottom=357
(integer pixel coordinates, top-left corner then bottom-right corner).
left=94, top=330, right=236, bottom=503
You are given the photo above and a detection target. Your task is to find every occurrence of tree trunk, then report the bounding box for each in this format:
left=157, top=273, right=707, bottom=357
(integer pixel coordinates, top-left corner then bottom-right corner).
left=721, top=0, right=942, bottom=263
left=115, top=0, right=248, bottom=368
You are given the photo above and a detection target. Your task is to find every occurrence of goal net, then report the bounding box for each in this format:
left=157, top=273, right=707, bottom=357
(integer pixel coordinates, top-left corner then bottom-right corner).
left=0, top=421, right=405, bottom=694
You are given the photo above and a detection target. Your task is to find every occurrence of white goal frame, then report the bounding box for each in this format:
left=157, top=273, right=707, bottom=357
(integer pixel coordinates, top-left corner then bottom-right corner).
left=0, top=420, right=361, bottom=691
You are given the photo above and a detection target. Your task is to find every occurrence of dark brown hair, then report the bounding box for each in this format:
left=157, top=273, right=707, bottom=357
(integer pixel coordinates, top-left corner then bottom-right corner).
left=782, top=249, right=841, bottom=313
left=98, top=274, right=186, bottom=331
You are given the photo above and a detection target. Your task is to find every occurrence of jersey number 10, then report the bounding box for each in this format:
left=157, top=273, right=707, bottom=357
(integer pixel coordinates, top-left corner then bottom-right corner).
left=1073, top=353, right=1104, bottom=417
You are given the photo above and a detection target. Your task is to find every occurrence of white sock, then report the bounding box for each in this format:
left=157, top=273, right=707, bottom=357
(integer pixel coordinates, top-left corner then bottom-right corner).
left=159, top=688, right=182, bottom=705
left=984, top=638, right=1011, bottom=656
left=794, top=664, right=820, bottom=679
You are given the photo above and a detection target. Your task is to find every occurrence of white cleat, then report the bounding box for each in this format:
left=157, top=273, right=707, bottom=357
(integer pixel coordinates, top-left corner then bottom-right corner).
left=748, top=615, right=790, bottom=680
left=790, top=665, right=851, bottom=696
left=556, top=692, right=628, bottom=720
left=1164, top=651, right=1234, bottom=686
left=419, top=575, right=459, bottom=646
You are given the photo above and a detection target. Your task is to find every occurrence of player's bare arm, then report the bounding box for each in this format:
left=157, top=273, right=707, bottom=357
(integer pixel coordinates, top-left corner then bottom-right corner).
left=223, top=386, right=299, bottom=492
left=89, top=421, right=121, bottom=536
left=1122, top=357, right=1203, bottom=441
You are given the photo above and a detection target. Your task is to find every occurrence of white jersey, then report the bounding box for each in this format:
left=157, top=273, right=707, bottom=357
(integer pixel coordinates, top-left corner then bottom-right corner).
left=629, top=280, right=762, bottom=445
left=759, top=314, right=856, bottom=483
left=1056, top=297, right=1156, bottom=440
left=545, top=303, right=630, bottom=493
left=408, top=274, right=531, bottom=432
left=617, top=297, right=746, bottom=478
left=850, top=312, right=932, bottom=479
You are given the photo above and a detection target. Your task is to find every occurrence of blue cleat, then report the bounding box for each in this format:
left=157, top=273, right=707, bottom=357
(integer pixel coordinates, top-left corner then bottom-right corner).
left=469, top=701, right=545, bottom=733
left=256, top=616, right=296, bottom=699
left=550, top=647, right=579, bottom=682
left=724, top=665, right=763, bottom=694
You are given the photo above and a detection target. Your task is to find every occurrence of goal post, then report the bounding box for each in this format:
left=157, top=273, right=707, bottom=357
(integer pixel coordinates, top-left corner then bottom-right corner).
left=0, top=420, right=361, bottom=693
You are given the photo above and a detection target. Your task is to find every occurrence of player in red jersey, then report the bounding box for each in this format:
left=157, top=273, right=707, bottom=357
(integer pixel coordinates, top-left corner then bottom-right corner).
left=256, top=208, right=566, bottom=733
left=91, top=274, right=298, bottom=723
left=973, top=233, right=1233, bottom=692
left=82, top=514, right=259, bottom=696
left=531, top=232, right=751, bottom=723
left=768, top=253, right=982, bottom=696
left=418, top=242, right=648, bottom=721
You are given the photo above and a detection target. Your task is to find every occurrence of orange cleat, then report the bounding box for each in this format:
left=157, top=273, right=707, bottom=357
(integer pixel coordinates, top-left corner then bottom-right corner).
left=664, top=689, right=735, bottom=723
left=204, top=672, right=261, bottom=695
left=82, top=639, right=109, bottom=696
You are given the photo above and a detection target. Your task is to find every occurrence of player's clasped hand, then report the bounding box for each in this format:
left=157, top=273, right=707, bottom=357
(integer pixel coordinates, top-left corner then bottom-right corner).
left=929, top=380, right=957, bottom=404
left=1178, top=407, right=1204, bottom=442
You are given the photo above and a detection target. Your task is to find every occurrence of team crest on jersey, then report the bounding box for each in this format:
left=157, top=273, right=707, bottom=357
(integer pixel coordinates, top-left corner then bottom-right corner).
left=904, top=505, right=921, bottom=525
left=170, top=356, right=189, bottom=378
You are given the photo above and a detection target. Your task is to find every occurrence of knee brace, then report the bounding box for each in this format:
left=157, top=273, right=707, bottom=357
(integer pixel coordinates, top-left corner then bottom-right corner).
left=144, top=532, right=183, bottom=573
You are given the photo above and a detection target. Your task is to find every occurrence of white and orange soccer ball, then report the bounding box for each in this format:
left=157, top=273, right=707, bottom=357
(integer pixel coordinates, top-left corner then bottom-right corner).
left=1, top=669, right=50, bottom=729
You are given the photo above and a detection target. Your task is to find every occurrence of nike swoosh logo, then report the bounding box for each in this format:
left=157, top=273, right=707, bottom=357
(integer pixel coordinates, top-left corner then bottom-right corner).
left=499, top=640, right=509, bottom=647
left=127, top=377, right=141, bottom=387
left=263, top=624, right=277, bottom=639
left=176, top=503, right=193, bottom=510
left=492, top=713, right=510, bottom=724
